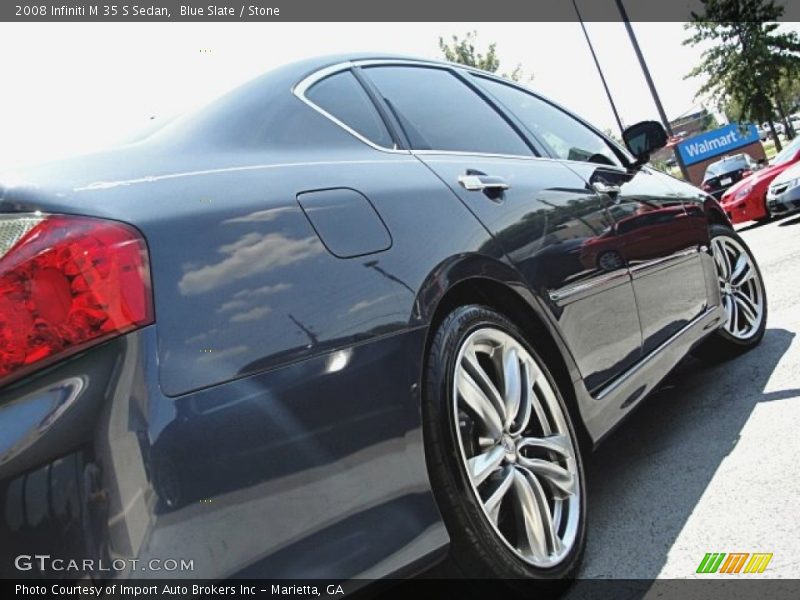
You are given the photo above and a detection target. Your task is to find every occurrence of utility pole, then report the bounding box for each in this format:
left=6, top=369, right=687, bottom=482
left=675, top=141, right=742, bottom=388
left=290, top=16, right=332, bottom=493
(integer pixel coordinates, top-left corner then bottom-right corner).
left=615, top=0, right=691, bottom=180
left=573, top=0, right=624, bottom=136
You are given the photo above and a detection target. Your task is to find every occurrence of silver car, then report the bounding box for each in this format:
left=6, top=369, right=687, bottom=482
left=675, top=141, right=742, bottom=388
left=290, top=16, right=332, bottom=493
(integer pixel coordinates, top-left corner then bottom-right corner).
left=767, top=160, right=800, bottom=216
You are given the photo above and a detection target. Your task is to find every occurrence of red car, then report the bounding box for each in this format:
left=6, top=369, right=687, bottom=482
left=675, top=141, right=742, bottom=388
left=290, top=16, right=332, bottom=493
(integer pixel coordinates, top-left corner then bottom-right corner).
left=580, top=205, right=706, bottom=271
left=721, top=136, right=800, bottom=223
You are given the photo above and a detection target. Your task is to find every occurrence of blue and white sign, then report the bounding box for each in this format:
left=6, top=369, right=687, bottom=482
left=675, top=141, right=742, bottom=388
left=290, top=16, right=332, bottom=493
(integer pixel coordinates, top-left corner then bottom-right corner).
left=677, top=123, right=760, bottom=166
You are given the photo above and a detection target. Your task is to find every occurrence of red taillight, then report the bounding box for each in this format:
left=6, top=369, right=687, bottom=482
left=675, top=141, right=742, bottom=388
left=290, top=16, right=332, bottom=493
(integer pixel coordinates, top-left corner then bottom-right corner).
left=742, top=169, right=753, bottom=178
left=0, top=213, right=153, bottom=387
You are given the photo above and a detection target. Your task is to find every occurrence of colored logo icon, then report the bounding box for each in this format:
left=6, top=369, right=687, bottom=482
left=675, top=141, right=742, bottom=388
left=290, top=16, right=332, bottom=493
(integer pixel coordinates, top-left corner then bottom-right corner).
left=696, top=552, right=773, bottom=574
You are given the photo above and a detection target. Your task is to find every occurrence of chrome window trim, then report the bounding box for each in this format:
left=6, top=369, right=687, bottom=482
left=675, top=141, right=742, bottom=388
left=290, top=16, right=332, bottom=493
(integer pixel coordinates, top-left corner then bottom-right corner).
left=413, top=150, right=544, bottom=161
left=293, top=58, right=540, bottom=159
left=293, top=58, right=633, bottom=166
left=292, top=61, right=407, bottom=154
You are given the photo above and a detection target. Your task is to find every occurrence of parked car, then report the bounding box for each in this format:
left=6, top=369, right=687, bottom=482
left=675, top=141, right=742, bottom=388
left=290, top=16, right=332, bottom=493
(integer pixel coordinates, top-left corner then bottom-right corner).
left=700, top=153, right=760, bottom=200
left=766, top=160, right=800, bottom=216
left=721, top=135, right=800, bottom=223
left=0, top=55, right=767, bottom=590
left=760, top=121, right=785, bottom=138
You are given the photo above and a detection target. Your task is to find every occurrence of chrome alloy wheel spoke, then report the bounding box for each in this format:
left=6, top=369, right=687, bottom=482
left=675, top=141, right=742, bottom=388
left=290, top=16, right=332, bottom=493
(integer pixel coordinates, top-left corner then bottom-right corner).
left=502, top=346, right=523, bottom=431
left=733, top=290, right=758, bottom=326
left=457, top=355, right=504, bottom=440
left=453, top=327, right=580, bottom=568
left=511, top=466, right=561, bottom=559
left=467, top=445, right=506, bottom=486
left=517, top=454, right=577, bottom=499
left=483, top=466, right=515, bottom=525
left=712, top=238, right=732, bottom=280
left=730, top=253, right=754, bottom=287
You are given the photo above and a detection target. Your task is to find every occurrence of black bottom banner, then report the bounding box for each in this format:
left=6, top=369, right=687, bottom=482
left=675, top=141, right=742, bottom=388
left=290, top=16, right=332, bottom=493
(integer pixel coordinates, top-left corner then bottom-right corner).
left=5, top=579, right=800, bottom=600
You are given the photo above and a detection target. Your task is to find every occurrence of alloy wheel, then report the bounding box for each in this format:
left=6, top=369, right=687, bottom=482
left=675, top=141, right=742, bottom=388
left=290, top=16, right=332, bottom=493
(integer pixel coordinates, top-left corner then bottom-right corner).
left=598, top=251, right=624, bottom=272
left=711, top=236, right=765, bottom=340
left=452, top=327, right=581, bottom=568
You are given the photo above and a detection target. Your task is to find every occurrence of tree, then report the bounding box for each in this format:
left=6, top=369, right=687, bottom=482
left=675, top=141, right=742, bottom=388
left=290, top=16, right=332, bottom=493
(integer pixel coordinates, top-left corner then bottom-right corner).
left=774, top=74, right=800, bottom=138
left=684, top=0, right=800, bottom=151
left=438, top=31, right=532, bottom=83
left=775, top=74, right=800, bottom=112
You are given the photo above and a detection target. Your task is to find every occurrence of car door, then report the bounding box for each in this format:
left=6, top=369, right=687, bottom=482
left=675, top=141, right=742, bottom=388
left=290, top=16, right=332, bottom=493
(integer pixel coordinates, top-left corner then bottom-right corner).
left=466, top=73, right=708, bottom=355
left=360, top=63, right=642, bottom=392
left=600, top=168, right=709, bottom=353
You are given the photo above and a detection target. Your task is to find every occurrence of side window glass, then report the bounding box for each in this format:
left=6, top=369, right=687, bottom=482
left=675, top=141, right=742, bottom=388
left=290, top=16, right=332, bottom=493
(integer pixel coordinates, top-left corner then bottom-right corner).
left=364, top=66, right=532, bottom=156
left=306, top=70, right=394, bottom=148
left=474, top=75, right=622, bottom=167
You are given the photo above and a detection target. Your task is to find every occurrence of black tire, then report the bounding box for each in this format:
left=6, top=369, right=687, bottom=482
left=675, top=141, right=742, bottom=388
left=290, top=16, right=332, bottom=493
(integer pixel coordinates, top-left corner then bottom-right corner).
left=693, top=224, right=767, bottom=362
left=422, top=305, right=586, bottom=597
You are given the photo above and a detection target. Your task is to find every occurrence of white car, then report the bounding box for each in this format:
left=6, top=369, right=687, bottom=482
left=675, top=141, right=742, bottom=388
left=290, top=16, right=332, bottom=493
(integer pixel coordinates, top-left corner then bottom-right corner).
left=767, top=160, right=800, bottom=216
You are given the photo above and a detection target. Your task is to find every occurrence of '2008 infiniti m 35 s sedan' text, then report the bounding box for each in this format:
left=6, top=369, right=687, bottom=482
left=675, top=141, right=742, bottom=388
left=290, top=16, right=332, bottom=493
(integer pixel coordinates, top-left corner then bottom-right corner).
left=0, top=55, right=766, bottom=590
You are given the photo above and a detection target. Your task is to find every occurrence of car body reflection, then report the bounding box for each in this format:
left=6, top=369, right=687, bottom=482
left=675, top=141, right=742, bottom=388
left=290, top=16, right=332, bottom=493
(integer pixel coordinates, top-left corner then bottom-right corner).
left=581, top=205, right=702, bottom=272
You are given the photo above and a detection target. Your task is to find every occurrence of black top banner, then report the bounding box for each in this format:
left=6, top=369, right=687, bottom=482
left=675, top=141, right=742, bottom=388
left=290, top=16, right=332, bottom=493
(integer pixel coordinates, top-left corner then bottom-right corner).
left=4, top=0, right=800, bottom=22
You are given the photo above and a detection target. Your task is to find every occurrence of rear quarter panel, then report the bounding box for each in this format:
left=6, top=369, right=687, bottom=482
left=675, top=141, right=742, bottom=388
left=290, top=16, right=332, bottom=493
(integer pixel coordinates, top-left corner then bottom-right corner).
left=0, top=141, right=508, bottom=580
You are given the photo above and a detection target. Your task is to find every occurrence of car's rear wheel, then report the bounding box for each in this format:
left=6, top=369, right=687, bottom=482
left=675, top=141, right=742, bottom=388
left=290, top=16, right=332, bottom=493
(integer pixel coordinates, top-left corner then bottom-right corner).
left=694, top=225, right=767, bottom=361
left=423, top=305, right=585, bottom=594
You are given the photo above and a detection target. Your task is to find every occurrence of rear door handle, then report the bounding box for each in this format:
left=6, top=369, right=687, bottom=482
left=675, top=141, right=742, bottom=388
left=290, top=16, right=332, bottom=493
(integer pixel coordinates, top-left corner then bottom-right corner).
left=458, top=173, right=511, bottom=192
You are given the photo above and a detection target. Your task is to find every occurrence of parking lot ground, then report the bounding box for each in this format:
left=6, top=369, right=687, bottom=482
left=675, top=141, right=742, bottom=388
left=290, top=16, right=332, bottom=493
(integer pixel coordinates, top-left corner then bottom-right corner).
left=574, top=212, right=800, bottom=582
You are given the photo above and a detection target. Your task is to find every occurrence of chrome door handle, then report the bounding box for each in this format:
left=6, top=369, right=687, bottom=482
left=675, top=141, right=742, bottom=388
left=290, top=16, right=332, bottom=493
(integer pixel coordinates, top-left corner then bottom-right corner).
left=592, top=181, right=621, bottom=195
left=458, top=174, right=511, bottom=192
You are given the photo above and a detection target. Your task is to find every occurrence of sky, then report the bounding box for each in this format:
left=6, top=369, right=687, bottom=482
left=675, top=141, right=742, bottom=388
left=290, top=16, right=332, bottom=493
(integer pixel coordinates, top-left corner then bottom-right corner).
left=0, top=20, right=797, bottom=170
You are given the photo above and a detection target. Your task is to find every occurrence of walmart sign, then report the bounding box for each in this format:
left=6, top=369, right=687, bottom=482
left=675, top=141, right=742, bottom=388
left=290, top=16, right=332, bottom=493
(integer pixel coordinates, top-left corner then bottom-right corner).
left=677, top=123, right=760, bottom=166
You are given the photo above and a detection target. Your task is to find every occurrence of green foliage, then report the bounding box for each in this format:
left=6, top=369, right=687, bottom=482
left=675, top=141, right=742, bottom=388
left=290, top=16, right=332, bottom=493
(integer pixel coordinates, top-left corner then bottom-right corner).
left=684, top=0, right=800, bottom=148
left=776, top=75, right=800, bottom=112
left=702, top=111, right=721, bottom=131
left=650, top=158, right=669, bottom=172
left=438, top=31, right=532, bottom=83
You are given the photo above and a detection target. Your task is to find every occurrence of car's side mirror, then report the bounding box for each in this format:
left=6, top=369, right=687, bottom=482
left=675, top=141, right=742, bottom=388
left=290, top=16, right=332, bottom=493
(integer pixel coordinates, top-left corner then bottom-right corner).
left=622, top=121, right=668, bottom=165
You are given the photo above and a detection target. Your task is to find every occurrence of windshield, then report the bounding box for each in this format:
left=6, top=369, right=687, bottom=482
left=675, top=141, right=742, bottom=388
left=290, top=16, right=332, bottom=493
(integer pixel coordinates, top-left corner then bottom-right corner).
left=704, top=156, right=747, bottom=178
left=772, top=136, right=800, bottom=166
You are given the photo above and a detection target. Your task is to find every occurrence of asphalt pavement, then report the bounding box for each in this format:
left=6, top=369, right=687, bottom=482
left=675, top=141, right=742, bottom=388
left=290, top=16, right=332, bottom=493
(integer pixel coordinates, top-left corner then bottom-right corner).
left=573, top=211, right=800, bottom=582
